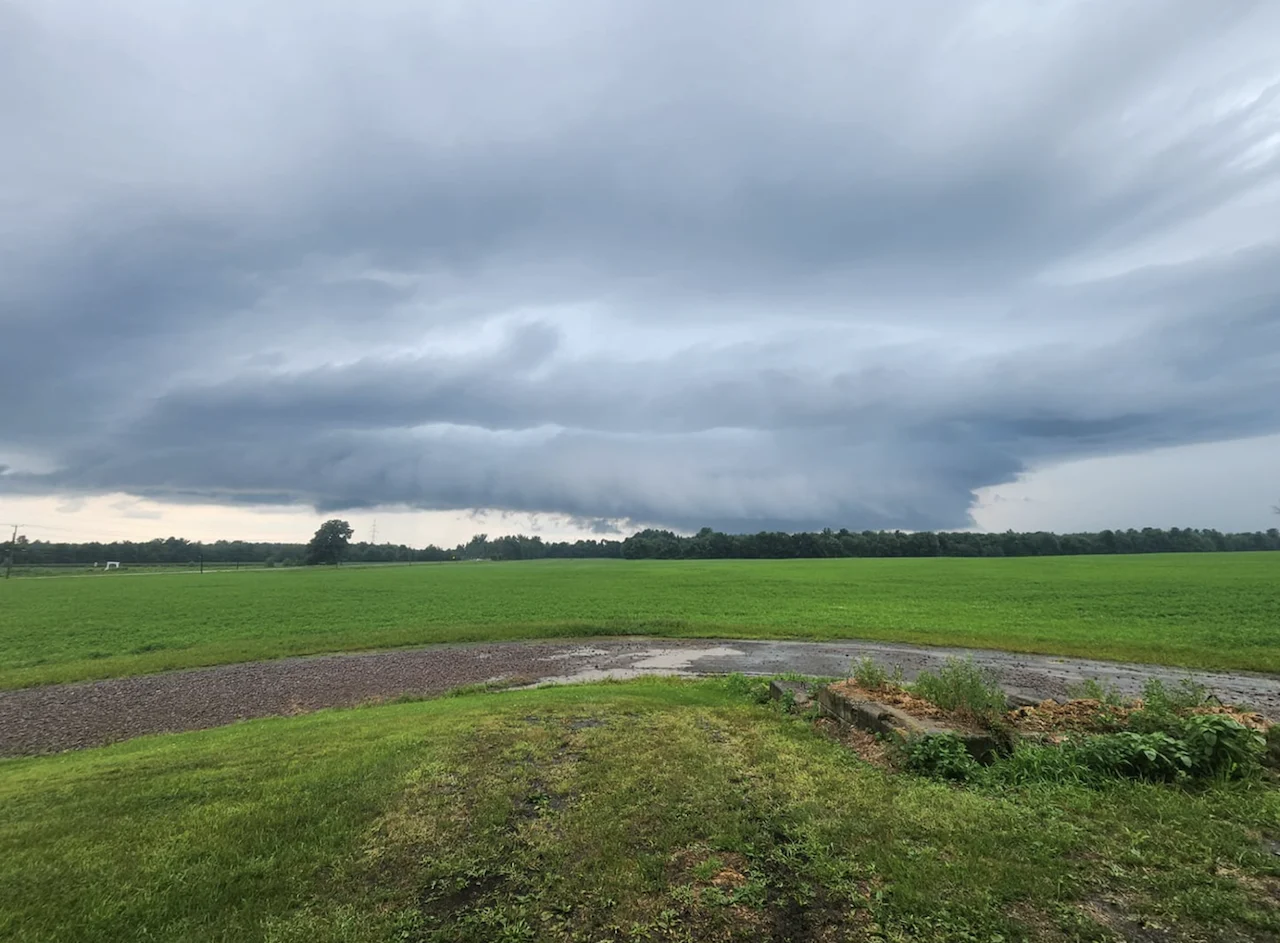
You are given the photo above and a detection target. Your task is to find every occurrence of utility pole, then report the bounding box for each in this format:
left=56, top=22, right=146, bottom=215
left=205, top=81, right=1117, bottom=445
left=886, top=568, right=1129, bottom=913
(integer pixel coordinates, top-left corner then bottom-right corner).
left=4, top=524, right=17, bottom=579
left=370, top=519, right=377, bottom=545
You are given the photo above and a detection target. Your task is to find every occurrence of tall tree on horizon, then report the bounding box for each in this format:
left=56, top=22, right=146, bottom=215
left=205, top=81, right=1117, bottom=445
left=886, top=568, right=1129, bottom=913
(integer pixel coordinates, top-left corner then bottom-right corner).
left=305, top=520, right=354, bottom=566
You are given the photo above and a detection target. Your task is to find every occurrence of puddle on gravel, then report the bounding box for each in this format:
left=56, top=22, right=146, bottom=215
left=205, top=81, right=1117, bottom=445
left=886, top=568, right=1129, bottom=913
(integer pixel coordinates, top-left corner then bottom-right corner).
left=525, top=646, right=745, bottom=686
left=543, top=648, right=615, bottom=661
left=632, top=647, right=743, bottom=670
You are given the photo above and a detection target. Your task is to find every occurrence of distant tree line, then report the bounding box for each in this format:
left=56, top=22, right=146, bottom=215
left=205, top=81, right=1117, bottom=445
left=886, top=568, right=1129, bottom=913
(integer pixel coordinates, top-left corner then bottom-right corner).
left=8, top=525, right=1279, bottom=567
left=618, top=526, right=1280, bottom=559
left=455, top=532, right=623, bottom=561
left=7, top=535, right=448, bottom=567
left=5, top=531, right=622, bottom=566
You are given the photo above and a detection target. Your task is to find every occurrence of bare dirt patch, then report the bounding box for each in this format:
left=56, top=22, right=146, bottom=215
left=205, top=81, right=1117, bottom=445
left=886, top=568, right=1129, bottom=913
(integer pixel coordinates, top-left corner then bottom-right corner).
left=1079, top=895, right=1181, bottom=943
left=814, top=716, right=892, bottom=768
left=828, top=679, right=952, bottom=719
left=1009, top=698, right=1131, bottom=734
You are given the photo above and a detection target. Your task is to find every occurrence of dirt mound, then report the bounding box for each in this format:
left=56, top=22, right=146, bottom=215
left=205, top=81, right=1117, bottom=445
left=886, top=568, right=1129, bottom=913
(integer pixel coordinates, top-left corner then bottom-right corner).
left=1008, top=698, right=1130, bottom=734
left=827, top=680, right=952, bottom=720
left=1188, top=704, right=1269, bottom=730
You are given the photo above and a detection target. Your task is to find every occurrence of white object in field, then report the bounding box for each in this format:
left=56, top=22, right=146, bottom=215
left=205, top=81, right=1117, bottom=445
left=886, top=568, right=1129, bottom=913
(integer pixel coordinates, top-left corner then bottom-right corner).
left=104, top=561, right=120, bottom=570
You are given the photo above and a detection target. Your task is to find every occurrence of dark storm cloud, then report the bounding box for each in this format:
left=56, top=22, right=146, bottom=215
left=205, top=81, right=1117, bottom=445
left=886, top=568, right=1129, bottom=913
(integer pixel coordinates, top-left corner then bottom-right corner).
left=2, top=0, right=1279, bottom=531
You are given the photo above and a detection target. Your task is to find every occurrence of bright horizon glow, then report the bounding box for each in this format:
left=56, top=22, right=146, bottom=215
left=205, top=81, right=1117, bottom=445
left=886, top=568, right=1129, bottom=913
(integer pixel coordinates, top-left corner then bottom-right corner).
left=5, top=431, right=1279, bottom=546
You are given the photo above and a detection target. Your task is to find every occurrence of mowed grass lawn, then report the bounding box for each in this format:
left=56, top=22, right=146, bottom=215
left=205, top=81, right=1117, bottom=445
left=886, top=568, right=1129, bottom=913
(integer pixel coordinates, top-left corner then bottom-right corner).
left=2, top=679, right=1278, bottom=943
left=1, top=554, right=1277, bottom=688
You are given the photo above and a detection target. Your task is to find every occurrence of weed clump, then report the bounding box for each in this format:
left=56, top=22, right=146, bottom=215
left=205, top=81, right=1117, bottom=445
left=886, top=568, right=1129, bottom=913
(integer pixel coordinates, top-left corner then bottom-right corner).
left=1127, top=677, right=1210, bottom=732
left=910, top=657, right=1008, bottom=725
left=850, top=656, right=888, bottom=690
left=981, top=741, right=1091, bottom=787
left=1065, top=677, right=1127, bottom=708
left=723, top=672, right=771, bottom=704
left=902, top=734, right=980, bottom=782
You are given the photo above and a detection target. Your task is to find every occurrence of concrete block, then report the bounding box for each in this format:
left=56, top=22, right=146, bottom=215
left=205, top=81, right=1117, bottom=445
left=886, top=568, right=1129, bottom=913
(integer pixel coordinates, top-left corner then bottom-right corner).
left=768, top=679, right=813, bottom=710
left=817, top=686, right=1003, bottom=762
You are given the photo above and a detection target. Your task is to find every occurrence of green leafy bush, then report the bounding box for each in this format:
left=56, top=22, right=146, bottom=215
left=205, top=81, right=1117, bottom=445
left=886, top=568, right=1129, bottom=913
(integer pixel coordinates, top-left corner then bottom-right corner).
left=1177, top=714, right=1264, bottom=779
left=1073, top=731, right=1192, bottom=782
left=1066, top=717, right=1261, bottom=783
left=1114, top=679, right=1263, bottom=778
left=911, top=657, right=1008, bottom=724
left=980, top=719, right=1266, bottom=788
left=850, top=656, right=888, bottom=690
left=903, top=734, right=979, bottom=782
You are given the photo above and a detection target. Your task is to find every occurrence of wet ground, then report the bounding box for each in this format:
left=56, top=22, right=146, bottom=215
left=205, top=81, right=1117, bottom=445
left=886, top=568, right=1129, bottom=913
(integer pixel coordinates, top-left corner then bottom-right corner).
left=3, top=636, right=1278, bottom=756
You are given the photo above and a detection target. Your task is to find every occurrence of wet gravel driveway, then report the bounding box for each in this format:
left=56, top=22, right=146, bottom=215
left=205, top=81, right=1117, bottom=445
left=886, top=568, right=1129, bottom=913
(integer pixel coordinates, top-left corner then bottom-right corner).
left=3, top=637, right=1278, bottom=756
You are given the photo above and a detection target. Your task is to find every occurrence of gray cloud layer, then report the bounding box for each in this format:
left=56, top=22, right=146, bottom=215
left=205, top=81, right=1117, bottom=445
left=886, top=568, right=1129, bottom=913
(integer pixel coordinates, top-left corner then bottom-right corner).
left=2, top=0, right=1279, bottom=531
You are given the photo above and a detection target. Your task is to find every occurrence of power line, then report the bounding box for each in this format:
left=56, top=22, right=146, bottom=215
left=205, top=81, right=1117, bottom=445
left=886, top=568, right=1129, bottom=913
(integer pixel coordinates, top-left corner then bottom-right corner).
left=3, top=521, right=82, bottom=534
left=0, top=521, right=180, bottom=540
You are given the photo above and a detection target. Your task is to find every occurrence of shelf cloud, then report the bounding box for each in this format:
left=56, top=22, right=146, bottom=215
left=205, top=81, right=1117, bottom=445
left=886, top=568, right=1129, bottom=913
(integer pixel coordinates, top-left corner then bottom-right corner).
left=3, top=1, right=1279, bottom=531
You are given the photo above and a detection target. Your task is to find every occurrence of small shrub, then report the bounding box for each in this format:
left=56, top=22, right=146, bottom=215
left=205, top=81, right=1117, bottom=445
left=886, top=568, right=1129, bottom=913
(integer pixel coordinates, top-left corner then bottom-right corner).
left=903, top=734, right=980, bottom=782
left=1266, top=726, right=1280, bottom=770
left=911, top=657, right=1008, bottom=724
left=851, top=657, right=888, bottom=690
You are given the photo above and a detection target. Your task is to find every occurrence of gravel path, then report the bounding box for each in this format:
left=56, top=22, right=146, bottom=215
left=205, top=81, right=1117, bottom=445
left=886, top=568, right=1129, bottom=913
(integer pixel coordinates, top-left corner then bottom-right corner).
left=3, top=637, right=1279, bottom=756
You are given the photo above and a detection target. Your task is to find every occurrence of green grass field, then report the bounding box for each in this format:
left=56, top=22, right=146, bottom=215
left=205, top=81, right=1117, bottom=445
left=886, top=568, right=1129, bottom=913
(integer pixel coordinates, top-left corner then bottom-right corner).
left=2, top=678, right=1277, bottom=943
left=2, top=554, right=1277, bottom=688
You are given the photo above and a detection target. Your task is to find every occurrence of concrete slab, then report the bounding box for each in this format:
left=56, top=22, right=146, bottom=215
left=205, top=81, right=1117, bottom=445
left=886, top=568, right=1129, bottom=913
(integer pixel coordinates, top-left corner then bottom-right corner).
left=817, top=686, right=1003, bottom=761
left=767, top=679, right=813, bottom=709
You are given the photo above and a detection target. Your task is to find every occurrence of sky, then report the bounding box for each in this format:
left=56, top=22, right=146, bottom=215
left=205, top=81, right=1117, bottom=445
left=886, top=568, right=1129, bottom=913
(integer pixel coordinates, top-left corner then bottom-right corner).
left=2, top=1, right=1279, bottom=545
